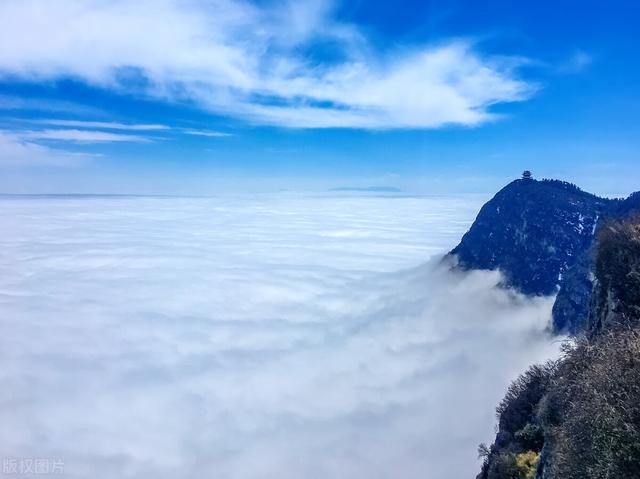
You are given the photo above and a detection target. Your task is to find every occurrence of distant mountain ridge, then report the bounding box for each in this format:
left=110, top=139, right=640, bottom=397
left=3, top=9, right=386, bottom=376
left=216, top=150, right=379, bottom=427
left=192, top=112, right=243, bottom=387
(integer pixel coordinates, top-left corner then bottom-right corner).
left=329, top=186, right=403, bottom=193
left=450, top=177, right=639, bottom=333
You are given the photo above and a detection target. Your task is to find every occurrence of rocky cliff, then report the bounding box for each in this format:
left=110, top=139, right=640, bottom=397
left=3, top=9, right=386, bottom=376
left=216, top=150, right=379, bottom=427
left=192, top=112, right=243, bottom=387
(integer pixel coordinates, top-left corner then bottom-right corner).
left=587, top=214, right=640, bottom=334
left=451, top=178, right=639, bottom=333
left=477, top=214, right=640, bottom=479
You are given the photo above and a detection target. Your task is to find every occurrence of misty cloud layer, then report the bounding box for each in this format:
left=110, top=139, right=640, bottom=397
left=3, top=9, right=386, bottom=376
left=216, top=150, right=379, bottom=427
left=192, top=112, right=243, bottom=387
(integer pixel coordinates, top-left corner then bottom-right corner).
left=0, top=194, right=559, bottom=478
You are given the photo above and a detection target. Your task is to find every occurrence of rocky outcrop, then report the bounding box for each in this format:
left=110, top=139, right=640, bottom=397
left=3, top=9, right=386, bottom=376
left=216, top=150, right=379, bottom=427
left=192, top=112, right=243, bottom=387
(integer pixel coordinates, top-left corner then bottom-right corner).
left=451, top=178, right=640, bottom=333
left=587, top=215, right=640, bottom=334
left=477, top=215, right=640, bottom=479
left=549, top=250, right=595, bottom=333
left=451, top=178, right=610, bottom=332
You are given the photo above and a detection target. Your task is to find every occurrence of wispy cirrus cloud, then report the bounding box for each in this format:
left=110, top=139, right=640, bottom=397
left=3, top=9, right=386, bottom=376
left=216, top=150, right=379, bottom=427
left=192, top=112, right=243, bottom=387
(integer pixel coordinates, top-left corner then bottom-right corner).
left=13, top=129, right=152, bottom=143
left=11, top=119, right=233, bottom=140
left=182, top=129, right=234, bottom=137
left=30, top=119, right=170, bottom=131
left=558, top=49, right=593, bottom=74
left=0, top=122, right=153, bottom=167
left=0, top=0, right=536, bottom=129
left=0, top=132, right=97, bottom=166
left=0, top=94, right=106, bottom=116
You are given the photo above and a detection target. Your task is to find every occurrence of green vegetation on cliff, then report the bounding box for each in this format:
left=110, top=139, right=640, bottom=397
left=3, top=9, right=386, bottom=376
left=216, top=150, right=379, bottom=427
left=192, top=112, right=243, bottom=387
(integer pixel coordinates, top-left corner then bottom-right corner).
left=478, top=215, right=640, bottom=479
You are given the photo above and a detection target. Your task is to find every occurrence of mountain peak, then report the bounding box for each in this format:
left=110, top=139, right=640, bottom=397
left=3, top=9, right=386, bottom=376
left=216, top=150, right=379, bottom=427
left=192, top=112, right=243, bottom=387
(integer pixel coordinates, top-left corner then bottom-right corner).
left=450, top=177, right=638, bottom=333
left=451, top=178, right=609, bottom=295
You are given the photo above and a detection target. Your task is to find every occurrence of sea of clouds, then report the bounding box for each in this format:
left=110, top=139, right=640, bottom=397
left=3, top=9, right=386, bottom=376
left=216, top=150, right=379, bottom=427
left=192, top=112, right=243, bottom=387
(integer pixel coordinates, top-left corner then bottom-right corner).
left=0, top=194, right=560, bottom=478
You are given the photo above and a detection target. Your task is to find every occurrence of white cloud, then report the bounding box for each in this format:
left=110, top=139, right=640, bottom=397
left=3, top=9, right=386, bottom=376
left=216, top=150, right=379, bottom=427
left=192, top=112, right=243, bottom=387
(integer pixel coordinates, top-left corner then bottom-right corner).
left=0, top=122, right=160, bottom=164
left=559, top=49, right=593, bottom=74
left=0, top=0, right=535, bottom=129
left=182, top=129, right=234, bottom=137
left=14, top=128, right=152, bottom=143
left=10, top=119, right=232, bottom=141
left=31, top=119, right=170, bottom=131
left=0, top=131, right=97, bottom=166
left=0, top=194, right=560, bottom=478
left=0, top=94, right=105, bottom=116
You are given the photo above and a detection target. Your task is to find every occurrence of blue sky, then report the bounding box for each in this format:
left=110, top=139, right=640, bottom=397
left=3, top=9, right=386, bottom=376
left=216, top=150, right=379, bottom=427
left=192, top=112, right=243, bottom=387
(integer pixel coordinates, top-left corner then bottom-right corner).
left=0, top=0, right=638, bottom=195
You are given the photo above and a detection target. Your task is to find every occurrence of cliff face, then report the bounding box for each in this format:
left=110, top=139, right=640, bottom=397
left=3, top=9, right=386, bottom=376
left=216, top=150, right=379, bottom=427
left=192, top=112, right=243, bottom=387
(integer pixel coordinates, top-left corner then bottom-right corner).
left=452, top=179, right=608, bottom=297
left=587, top=216, right=640, bottom=334
left=555, top=192, right=640, bottom=332
left=451, top=179, right=639, bottom=333
left=477, top=215, right=640, bottom=479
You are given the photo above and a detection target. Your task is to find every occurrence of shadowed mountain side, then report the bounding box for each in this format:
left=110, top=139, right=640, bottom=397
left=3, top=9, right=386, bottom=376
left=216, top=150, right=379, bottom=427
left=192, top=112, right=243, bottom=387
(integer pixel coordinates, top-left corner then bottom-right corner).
left=450, top=178, right=610, bottom=332
left=450, top=177, right=639, bottom=333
